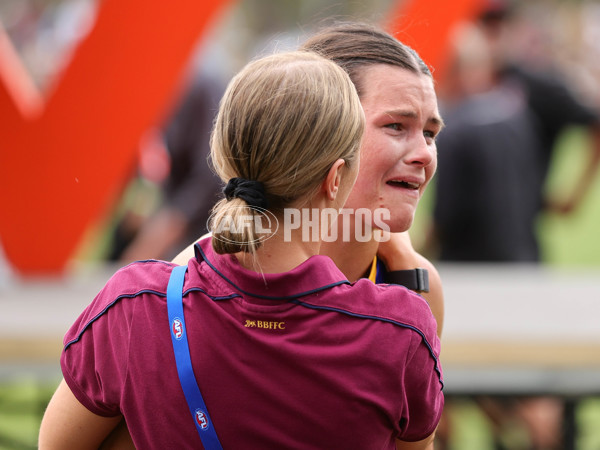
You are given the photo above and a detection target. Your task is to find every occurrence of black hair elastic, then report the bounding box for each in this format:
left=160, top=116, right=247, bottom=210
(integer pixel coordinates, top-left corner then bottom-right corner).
left=223, top=177, right=269, bottom=209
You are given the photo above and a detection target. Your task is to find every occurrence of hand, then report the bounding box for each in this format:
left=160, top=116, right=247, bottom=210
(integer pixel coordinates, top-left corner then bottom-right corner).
left=376, top=231, right=415, bottom=270
left=545, top=197, right=576, bottom=216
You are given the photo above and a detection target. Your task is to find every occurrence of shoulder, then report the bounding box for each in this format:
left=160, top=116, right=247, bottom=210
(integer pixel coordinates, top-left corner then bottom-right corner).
left=103, top=260, right=175, bottom=298
left=331, top=280, right=443, bottom=383
left=330, top=279, right=439, bottom=348
left=63, top=260, right=176, bottom=349
left=91, top=260, right=176, bottom=315
left=333, top=279, right=443, bottom=384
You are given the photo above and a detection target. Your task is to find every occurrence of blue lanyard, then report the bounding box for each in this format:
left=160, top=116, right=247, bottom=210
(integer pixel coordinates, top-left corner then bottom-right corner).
left=167, top=264, right=223, bottom=449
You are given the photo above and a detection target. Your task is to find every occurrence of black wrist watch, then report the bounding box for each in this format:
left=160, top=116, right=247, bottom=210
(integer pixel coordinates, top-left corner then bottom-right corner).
left=384, top=268, right=429, bottom=293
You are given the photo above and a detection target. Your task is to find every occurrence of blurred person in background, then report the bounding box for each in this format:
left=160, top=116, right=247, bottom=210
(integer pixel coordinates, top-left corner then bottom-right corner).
left=429, top=1, right=600, bottom=448
left=481, top=0, right=600, bottom=217
left=433, top=21, right=543, bottom=262
left=108, top=73, right=225, bottom=263
left=431, top=0, right=600, bottom=264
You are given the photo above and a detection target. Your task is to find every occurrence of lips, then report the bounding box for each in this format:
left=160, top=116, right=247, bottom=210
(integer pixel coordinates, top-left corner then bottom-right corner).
left=386, top=179, right=421, bottom=190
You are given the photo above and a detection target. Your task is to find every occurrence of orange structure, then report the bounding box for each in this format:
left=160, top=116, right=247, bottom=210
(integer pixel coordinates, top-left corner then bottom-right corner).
left=386, top=0, right=484, bottom=81
left=0, top=0, right=231, bottom=274
left=0, top=0, right=482, bottom=275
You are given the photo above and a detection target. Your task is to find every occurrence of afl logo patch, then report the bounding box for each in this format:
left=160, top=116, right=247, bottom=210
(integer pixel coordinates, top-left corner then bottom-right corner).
left=172, top=317, right=184, bottom=340
left=195, top=409, right=209, bottom=430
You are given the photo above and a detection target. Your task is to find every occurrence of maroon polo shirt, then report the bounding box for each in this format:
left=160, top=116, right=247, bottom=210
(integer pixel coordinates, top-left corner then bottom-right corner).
left=62, top=238, right=443, bottom=449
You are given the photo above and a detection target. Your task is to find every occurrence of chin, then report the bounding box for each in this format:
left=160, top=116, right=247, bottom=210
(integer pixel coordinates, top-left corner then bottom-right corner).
left=379, top=215, right=414, bottom=234
left=384, top=206, right=416, bottom=233
left=388, top=222, right=413, bottom=233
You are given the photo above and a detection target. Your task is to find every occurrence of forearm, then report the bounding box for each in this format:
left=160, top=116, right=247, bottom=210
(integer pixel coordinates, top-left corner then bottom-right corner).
left=571, top=126, right=600, bottom=206
left=552, top=125, right=600, bottom=213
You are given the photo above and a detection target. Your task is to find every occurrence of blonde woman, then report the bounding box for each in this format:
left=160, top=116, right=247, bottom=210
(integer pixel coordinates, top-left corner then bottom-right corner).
left=40, top=51, right=443, bottom=449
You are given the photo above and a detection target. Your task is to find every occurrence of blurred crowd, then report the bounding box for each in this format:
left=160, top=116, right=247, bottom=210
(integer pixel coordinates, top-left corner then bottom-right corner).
left=429, top=3, right=600, bottom=448
left=429, top=0, right=600, bottom=263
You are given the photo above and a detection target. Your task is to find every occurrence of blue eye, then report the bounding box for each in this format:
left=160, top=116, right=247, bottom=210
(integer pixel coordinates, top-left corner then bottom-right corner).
left=385, top=123, right=402, bottom=131
left=424, top=130, right=437, bottom=141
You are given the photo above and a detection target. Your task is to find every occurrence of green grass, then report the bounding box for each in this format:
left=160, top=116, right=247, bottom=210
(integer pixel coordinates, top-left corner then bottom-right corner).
left=0, top=377, right=58, bottom=450
left=440, top=397, right=600, bottom=450
left=1, top=378, right=598, bottom=449
left=577, top=398, right=600, bottom=450
left=443, top=399, right=497, bottom=449
left=540, top=127, right=600, bottom=265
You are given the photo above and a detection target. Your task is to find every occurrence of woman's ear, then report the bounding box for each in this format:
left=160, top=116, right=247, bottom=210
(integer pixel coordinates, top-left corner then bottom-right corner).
left=322, top=158, right=346, bottom=201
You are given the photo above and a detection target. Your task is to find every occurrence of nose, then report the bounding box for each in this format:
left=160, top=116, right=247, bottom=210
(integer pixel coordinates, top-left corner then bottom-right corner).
left=404, top=134, right=435, bottom=167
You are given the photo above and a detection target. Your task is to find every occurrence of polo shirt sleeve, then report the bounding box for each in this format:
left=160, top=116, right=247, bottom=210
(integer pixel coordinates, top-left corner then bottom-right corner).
left=60, top=269, right=139, bottom=417
left=397, top=315, right=444, bottom=441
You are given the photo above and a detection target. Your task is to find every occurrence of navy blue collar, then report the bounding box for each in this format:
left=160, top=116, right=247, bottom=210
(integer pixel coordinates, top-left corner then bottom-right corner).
left=194, top=238, right=350, bottom=300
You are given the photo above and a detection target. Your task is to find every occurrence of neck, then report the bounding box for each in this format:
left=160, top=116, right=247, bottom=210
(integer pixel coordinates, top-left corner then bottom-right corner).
left=233, top=186, right=347, bottom=274
left=235, top=228, right=321, bottom=274
left=320, top=237, right=379, bottom=282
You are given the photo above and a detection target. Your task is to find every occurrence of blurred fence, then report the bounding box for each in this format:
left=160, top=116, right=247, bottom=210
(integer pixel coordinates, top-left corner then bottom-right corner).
left=2, top=262, right=599, bottom=387
left=1, top=262, right=599, bottom=448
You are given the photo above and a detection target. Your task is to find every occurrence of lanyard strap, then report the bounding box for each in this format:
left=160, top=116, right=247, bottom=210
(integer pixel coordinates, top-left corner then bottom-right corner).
left=167, top=264, right=223, bottom=450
